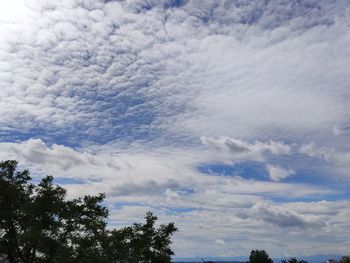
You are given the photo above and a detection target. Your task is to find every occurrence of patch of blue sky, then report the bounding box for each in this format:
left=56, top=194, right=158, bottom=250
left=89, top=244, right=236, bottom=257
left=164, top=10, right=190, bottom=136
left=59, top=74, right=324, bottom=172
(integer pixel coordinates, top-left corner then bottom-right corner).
left=269, top=154, right=349, bottom=188
left=0, top=129, right=82, bottom=148
left=164, top=0, right=188, bottom=8
left=0, top=127, right=49, bottom=143
left=0, top=99, right=160, bottom=148
left=163, top=206, right=199, bottom=215
left=177, top=188, right=196, bottom=195
left=30, top=176, right=87, bottom=185
left=113, top=202, right=199, bottom=215
left=282, top=168, right=336, bottom=185
left=198, top=158, right=344, bottom=185
left=53, top=177, right=87, bottom=185
left=130, top=0, right=187, bottom=13
left=197, top=161, right=270, bottom=181
left=197, top=160, right=350, bottom=201
left=72, top=89, right=159, bottom=143
left=269, top=191, right=350, bottom=203
left=113, top=201, right=147, bottom=210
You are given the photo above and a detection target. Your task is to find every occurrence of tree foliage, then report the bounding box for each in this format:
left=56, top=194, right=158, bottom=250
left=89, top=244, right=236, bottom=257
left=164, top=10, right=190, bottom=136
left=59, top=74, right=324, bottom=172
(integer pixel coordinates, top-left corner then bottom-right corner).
left=249, top=250, right=273, bottom=263
left=0, top=160, right=177, bottom=263
left=281, top=257, right=308, bottom=263
left=339, top=256, right=350, bottom=263
left=108, top=212, right=177, bottom=263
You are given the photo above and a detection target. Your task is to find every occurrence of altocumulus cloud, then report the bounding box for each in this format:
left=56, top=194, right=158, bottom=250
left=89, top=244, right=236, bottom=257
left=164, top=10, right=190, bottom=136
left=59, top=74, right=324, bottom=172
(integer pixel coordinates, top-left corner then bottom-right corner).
left=1, top=0, right=350, bottom=258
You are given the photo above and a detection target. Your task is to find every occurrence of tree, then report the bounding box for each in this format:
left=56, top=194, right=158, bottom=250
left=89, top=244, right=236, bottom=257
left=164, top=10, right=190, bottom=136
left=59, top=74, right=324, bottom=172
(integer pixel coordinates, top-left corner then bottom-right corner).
left=281, top=257, right=308, bottom=263
left=108, top=212, right=178, bottom=263
left=0, top=160, right=34, bottom=263
left=0, top=160, right=177, bottom=263
left=0, top=160, right=109, bottom=263
left=339, top=256, right=350, bottom=263
left=249, top=250, right=273, bottom=263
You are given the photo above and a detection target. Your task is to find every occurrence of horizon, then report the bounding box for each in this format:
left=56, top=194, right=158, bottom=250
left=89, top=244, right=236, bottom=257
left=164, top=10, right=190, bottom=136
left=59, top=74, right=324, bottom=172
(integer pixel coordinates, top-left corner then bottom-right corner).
left=173, top=254, right=343, bottom=262
left=0, top=0, right=350, bottom=258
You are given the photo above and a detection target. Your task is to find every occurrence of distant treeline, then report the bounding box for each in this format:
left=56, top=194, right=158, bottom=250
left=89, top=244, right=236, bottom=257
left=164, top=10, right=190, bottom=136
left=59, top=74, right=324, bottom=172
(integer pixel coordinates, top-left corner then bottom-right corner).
left=197, top=252, right=350, bottom=263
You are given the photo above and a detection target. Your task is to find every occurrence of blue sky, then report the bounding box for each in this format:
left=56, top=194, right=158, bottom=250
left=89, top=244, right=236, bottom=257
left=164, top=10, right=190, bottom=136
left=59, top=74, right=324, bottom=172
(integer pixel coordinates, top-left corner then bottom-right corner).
left=0, top=0, right=350, bottom=258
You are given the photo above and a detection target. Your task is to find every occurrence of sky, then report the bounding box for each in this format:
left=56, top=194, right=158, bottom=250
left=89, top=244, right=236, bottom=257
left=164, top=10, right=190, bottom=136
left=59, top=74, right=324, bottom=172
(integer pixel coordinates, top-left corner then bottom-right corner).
left=0, top=0, right=350, bottom=258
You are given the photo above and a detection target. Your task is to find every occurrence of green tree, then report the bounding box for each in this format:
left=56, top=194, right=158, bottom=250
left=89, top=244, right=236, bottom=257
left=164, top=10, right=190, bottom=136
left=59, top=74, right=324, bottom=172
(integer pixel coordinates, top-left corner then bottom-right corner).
left=0, top=160, right=109, bottom=263
left=249, top=250, right=273, bottom=263
left=108, top=211, right=178, bottom=263
left=339, top=256, right=350, bottom=263
left=0, top=160, right=177, bottom=263
left=0, top=160, right=34, bottom=263
left=281, top=257, right=308, bottom=263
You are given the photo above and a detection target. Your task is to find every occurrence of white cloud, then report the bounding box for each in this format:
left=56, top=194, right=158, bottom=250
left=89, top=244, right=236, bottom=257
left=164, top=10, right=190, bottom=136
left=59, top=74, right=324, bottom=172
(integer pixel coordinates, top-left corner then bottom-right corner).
left=215, top=239, right=225, bottom=245
left=300, top=143, right=350, bottom=165
left=0, top=139, right=348, bottom=256
left=0, top=0, right=349, bottom=146
left=0, top=139, right=328, bottom=199
left=266, top=164, right=295, bottom=182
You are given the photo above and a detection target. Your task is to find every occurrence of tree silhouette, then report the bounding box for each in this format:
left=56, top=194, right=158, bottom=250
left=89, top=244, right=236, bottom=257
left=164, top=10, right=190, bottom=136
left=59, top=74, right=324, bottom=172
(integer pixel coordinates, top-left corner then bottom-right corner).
left=281, top=257, right=308, bottom=263
left=0, top=160, right=177, bottom=263
left=108, top=212, right=177, bottom=263
left=339, top=256, right=350, bottom=263
left=249, top=250, right=273, bottom=263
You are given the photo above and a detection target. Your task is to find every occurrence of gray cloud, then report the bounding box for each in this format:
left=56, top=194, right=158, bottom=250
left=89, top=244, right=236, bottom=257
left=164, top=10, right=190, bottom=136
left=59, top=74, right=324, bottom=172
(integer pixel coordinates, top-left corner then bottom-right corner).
left=244, top=202, right=325, bottom=229
left=201, top=136, right=291, bottom=162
